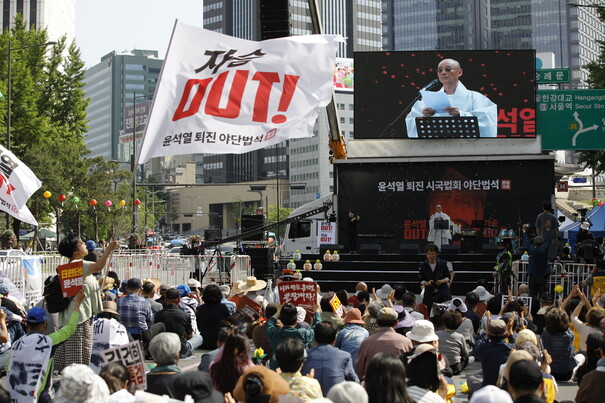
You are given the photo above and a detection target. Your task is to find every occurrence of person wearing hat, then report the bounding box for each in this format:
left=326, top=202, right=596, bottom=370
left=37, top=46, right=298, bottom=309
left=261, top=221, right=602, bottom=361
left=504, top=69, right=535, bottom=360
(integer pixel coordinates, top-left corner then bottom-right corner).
left=528, top=235, right=551, bottom=299
left=266, top=302, right=322, bottom=369
left=142, top=280, right=163, bottom=314
left=233, top=365, right=290, bottom=403
left=494, top=239, right=513, bottom=294
left=178, top=283, right=201, bottom=311
left=218, top=284, right=236, bottom=315
left=90, top=301, right=130, bottom=374
left=355, top=307, right=413, bottom=380
left=469, top=385, right=513, bottom=403
left=507, top=360, right=546, bottom=403
left=98, top=276, right=117, bottom=302
left=468, top=316, right=515, bottom=392
left=7, top=290, right=85, bottom=402
left=335, top=308, right=369, bottom=363
left=236, top=276, right=268, bottom=316
left=172, top=371, right=224, bottom=403
left=577, top=220, right=595, bottom=244
left=0, top=282, right=26, bottom=317
left=54, top=235, right=119, bottom=372
left=155, top=288, right=204, bottom=358
left=472, top=285, right=494, bottom=317
left=116, top=277, right=165, bottom=355
left=83, top=240, right=99, bottom=263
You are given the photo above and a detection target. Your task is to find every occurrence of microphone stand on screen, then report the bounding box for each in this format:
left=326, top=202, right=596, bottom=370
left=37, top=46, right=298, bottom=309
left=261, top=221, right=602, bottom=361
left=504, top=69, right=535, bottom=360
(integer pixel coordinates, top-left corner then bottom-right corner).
left=378, top=79, right=440, bottom=138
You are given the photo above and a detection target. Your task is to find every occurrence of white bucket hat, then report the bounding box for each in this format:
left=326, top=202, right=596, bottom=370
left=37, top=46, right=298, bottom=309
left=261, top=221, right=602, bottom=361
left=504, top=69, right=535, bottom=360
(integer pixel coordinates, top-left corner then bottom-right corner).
left=406, top=319, right=439, bottom=343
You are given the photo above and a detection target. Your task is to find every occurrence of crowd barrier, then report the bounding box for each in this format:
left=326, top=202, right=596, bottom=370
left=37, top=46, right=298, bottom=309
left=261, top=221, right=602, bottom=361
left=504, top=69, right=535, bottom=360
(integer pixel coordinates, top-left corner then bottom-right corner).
left=0, top=253, right=251, bottom=308
left=512, top=261, right=596, bottom=296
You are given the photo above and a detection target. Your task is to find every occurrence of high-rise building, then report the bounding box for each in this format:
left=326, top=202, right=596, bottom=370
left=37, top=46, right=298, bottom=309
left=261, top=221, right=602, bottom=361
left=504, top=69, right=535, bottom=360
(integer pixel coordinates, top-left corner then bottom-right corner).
left=83, top=49, right=162, bottom=163
left=382, top=0, right=604, bottom=88
left=202, top=0, right=381, bottom=204
left=0, top=0, right=75, bottom=44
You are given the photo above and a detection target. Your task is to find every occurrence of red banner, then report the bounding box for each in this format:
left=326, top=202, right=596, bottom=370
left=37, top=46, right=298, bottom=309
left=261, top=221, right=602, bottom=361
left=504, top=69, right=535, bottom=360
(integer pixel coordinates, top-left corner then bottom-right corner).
left=57, top=261, right=84, bottom=298
left=278, top=281, right=317, bottom=309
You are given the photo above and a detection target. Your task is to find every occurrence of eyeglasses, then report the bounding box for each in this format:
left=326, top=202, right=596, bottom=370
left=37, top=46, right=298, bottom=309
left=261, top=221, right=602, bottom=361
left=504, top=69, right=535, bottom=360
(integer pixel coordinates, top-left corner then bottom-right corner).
left=438, top=67, right=458, bottom=73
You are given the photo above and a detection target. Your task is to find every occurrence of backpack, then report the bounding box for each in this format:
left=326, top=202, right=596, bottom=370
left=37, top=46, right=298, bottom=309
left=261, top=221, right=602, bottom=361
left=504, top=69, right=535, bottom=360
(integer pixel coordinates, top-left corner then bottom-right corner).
left=43, top=275, right=71, bottom=313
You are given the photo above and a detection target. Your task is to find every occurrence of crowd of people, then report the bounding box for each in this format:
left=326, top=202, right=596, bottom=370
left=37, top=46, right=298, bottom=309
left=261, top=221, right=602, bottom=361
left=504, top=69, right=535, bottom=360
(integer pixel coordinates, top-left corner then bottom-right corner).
left=0, top=233, right=604, bottom=403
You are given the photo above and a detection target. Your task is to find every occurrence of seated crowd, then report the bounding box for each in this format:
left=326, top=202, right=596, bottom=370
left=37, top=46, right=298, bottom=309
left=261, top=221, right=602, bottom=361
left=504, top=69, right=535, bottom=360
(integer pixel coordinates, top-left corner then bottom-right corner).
left=0, top=237, right=604, bottom=403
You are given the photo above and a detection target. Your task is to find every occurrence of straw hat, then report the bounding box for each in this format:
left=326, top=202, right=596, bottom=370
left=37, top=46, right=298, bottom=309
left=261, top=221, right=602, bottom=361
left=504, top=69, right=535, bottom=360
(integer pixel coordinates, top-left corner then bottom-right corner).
left=239, top=276, right=267, bottom=292
left=231, top=280, right=247, bottom=296
left=143, top=277, right=161, bottom=291
left=98, top=276, right=115, bottom=291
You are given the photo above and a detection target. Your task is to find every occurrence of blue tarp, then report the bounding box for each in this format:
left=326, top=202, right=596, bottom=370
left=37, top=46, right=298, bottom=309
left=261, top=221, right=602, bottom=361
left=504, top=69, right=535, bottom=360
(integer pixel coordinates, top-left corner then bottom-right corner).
left=559, top=205, right=605, bottom=247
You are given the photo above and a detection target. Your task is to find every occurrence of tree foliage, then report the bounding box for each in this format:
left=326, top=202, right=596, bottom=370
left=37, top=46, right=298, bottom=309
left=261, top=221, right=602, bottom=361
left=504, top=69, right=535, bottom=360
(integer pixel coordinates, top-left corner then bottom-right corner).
left=577, top=7, right=605, bottom=173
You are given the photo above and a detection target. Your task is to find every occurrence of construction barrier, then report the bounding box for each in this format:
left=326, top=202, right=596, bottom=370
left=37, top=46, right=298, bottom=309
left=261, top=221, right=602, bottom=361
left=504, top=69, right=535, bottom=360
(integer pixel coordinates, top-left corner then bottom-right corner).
left=0, top=253, right=251, bottom=308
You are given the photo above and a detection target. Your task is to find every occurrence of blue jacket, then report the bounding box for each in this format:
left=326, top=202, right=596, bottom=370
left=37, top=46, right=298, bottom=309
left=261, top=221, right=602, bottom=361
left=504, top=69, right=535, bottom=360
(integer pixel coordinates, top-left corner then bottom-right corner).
left=335, top=324, right=369, bottom=364
left=473, top=333, right=513, bottom=386
left=541, top=329, right=576, bottom=374
left=528, top=236, right=551, bottom=276
left=302, top=344, right=359, bottom=396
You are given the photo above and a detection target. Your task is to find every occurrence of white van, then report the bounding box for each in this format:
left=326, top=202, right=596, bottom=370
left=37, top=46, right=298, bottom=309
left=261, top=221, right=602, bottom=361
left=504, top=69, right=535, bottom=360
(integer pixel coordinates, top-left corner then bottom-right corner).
left=280, top=194, right=337, bottom=258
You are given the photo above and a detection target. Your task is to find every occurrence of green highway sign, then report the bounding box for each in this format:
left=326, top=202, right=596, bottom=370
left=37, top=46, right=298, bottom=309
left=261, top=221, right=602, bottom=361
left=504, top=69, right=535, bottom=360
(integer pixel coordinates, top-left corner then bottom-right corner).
left=538, top=89, right=605, bottom=150
left=536, top=68, right=570, bottom=84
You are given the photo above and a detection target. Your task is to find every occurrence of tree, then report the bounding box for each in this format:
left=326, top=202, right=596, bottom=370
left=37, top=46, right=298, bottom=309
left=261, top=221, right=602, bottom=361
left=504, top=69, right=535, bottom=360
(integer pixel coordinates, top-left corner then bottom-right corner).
left=577, top=7, right=605, bottom=173
left=267, top=205, right=294, bottom=240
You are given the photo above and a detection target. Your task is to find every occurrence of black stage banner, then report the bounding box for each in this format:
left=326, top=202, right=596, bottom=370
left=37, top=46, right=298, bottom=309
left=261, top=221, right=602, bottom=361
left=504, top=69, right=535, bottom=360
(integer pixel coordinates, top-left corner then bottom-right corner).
left=336, top=159, right=553, bottom=252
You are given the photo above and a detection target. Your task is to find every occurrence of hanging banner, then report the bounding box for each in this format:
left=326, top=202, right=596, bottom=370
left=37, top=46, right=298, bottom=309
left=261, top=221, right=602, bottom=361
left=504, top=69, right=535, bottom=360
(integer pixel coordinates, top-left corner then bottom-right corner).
left=0, top=144, right=41, bottom=225
left=316, top=221, right=337, bottom=246
left=138, top=21, right=342, bottom=164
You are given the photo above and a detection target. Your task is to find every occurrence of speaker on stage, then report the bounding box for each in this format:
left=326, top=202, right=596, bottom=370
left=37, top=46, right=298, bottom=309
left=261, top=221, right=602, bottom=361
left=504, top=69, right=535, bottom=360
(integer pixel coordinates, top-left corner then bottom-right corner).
left=360, top=244, right=381, bottom=254
left=241, top=214, right=265, bottom=241
left=440, top=244, right=460, bottom=254
left=400, top=244, right=420, bottom=254
left=243, top=247, right=274, bottom=279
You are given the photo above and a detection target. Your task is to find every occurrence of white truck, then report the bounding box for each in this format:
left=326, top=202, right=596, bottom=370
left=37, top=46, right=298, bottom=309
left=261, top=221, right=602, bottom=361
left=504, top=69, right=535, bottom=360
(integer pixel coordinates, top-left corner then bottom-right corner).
left=280, top=194, right=337, bottom=258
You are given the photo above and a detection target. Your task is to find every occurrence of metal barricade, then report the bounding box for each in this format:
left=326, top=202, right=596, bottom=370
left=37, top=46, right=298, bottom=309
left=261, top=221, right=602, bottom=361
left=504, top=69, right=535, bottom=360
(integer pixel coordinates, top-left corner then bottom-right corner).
left=512, top=260, right=595, bottom=296
left=0, top=253, right=251, bottom=307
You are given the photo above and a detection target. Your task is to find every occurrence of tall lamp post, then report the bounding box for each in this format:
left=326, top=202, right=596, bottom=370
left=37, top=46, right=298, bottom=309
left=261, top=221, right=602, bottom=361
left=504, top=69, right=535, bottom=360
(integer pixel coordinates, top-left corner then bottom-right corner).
left=6, top=40, right=56, bottom=227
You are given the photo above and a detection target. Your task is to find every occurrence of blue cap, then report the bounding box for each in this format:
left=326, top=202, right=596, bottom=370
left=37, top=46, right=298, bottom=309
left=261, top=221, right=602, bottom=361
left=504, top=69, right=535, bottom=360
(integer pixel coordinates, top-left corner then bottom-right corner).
left=26, top=307, right=49, bottom=323
left=0, top=283, right=8, bottom=295
left=177, top=284, right=191, bottom=297
left=85, top=240, right=97, bottom=250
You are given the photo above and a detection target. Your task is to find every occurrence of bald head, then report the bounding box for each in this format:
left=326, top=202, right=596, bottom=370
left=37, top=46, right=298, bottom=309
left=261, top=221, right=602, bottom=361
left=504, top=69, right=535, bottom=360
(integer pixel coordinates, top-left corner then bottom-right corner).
left=356, top=282, right=368, bottom=292
left=439, top=58, right=461, bottom=70
left=437, top=58, right=463, bottom=91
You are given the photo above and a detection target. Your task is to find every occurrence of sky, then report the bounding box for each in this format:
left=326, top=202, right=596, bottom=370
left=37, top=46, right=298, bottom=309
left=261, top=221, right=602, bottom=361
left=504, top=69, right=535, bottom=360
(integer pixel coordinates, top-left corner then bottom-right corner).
left=75, top=0, right=204, bottom=68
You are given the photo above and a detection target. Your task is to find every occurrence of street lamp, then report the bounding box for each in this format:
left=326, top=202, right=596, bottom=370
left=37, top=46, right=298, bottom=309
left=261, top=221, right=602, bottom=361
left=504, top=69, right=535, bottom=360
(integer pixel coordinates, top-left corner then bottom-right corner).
left=130, top=93, right=153, bottom=234
left=249, top=185, right=266, bottom=213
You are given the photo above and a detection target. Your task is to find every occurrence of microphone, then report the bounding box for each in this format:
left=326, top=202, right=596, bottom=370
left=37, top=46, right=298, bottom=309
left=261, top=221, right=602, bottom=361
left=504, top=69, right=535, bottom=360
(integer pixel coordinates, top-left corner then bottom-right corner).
left=420, top=79, right=439, bottom=91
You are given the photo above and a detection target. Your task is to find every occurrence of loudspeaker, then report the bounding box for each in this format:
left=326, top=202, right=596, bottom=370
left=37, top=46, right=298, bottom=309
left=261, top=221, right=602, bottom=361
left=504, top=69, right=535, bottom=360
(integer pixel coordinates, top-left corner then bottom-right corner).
left=440, top=244, right=460, bottom=254
left=260, top=0, right=291, bottom=40
left=241, top=215, right=265, bottom=241
left=320, top=244, right=344, bottom=255
left=244, top=247, right=274, bottom=279
left=399, top=243, right=420, bottom=254
left=360, top=244, right=381, bottom=254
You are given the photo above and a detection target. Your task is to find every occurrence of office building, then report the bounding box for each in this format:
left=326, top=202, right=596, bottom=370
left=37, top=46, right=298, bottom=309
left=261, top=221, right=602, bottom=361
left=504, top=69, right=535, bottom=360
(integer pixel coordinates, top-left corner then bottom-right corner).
left=83, top=49, right=162, bottom=164
left=0, top=0, right=75, bottom=44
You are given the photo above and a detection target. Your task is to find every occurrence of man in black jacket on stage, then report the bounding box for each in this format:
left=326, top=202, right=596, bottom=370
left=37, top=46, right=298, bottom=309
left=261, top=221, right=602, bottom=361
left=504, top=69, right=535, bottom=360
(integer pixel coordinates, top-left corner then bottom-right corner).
left=419, top=243, right=452, bottom=308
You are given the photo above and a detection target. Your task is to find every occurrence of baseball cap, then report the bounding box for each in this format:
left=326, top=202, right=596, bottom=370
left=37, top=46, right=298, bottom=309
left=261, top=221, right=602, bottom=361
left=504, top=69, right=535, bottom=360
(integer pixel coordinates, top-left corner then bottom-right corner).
left=469, top=385, right=513, bottom=403
left=126, top=278, right=142, bottom=290
left=177, top=284, right=191, bottom=297
left=377, top=307, right=398, bottom=322
left=85, top=240, right=97, bottom=250
left=487, top=319, right=507, bottom=337
left=581, top=221, right=590, bottom=230
left=26, top=307, right=49, bottom=323
left=0, top=283, right=9, bottom=295
left=279, top=303, right=298, bottom=322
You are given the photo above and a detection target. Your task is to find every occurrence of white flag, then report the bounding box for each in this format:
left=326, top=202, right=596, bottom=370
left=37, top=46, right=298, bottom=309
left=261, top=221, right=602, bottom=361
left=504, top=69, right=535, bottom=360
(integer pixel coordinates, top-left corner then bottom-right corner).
left=0, top=145, right=41, bottom=225
left=138, top=21, right=343, bottom=164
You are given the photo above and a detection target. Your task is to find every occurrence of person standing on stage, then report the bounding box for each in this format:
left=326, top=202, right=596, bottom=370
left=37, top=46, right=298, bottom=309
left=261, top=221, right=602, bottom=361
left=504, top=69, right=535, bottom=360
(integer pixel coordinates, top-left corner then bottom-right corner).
left=428, top=205, right=452, bottom=250
left=493, top=240, right=513, bottom=294
left=347, top=210, right=361, bottom=253
left=419, top=243, right=452, bottom=308
left=535, top=200, right=559, bottom=259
